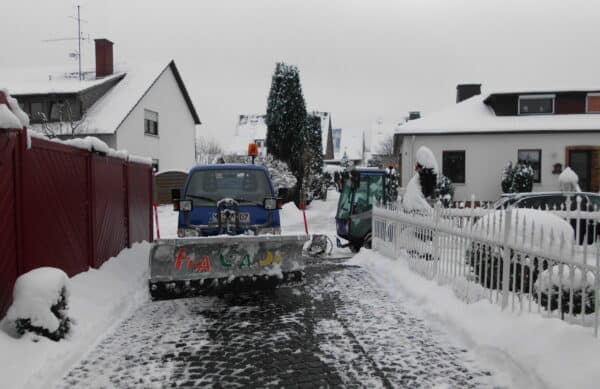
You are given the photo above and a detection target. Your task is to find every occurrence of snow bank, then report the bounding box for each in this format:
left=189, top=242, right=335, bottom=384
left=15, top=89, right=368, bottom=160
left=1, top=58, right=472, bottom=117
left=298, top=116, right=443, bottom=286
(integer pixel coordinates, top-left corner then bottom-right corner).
left=26, top=131, right=152, bottom=165
left=559, top=167, right=582, bottom=192
left=415, top=146, right=438, bottom=173
left=0, top=243, right=151, bottom=389
left=0, top=89, right=29, bottom=128
left=351, top=250, right=600, bottom=389
left=0, top=104, right=22, bottom=128
left=402, top=174, right=432, bottom=212
left=6, top=92, right=30, bottom=127
left=6, top=268, right=69, bottom=333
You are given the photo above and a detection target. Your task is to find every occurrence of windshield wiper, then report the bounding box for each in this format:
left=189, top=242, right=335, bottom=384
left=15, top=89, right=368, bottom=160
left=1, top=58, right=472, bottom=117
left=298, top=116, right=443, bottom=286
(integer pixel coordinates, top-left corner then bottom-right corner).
left=232, top=197, right=262, bottom=206
left=186, top=195, right=216, bottom=202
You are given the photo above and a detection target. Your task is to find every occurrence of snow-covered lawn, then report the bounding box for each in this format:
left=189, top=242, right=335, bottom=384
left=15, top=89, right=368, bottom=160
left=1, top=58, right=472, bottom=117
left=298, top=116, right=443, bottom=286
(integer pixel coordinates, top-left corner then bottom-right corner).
left=0, top=243, right=150, bottom=389
left=352, top=249, right=600, bottom=389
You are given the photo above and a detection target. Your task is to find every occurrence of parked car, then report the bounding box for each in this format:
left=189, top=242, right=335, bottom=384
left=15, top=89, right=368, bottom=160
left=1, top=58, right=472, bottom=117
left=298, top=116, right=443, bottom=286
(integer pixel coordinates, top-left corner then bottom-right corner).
left=493, top=191, right=600, bottom=244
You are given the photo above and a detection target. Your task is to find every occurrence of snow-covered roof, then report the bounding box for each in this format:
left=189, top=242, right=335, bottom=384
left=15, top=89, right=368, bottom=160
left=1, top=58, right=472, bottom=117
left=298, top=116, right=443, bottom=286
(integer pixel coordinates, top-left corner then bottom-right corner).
left=236, top=114, right=266, bottom=140
left=2, top=61, right=200, bottom=135
left=83, top=61, right=200, bottom=134
left=0, top=67, right=124, bottom=95
left=397, top=93, right=600, bottom=135
left=225, top=114, right=267, bottom=155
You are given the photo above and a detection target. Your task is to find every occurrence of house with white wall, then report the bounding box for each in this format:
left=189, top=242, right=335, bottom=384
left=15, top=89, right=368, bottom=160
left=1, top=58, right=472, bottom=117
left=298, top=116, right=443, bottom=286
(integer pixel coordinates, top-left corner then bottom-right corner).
left=6, top=39, right=201, bottom=172
left=227, top=114, right=268, bottom=156
left=229, top=111, right=335, bottom=160
left=395, top=84, right=600, bottom=202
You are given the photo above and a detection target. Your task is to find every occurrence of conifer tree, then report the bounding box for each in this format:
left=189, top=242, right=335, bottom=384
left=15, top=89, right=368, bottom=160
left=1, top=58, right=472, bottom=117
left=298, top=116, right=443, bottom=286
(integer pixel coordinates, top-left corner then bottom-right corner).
left=265, top=62, right=307, bottom=175
left=265, top=62, right=309, bottom=202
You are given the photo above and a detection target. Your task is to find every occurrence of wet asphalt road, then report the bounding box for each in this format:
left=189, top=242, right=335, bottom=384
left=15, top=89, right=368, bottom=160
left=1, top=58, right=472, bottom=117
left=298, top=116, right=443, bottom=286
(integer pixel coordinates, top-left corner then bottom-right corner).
left=57, top=258, right=503, bottom=388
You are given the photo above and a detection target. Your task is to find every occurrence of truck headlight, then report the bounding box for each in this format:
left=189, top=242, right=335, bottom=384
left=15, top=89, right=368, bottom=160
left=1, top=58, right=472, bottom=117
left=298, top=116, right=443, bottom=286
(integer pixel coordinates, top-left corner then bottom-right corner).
left=263, top=197, right=277, bottom=210
left=179, top=200, right=193, bottom=212
left=178, top=228, right=199, bottom=237
left=184, top=228, right=199, bottom=237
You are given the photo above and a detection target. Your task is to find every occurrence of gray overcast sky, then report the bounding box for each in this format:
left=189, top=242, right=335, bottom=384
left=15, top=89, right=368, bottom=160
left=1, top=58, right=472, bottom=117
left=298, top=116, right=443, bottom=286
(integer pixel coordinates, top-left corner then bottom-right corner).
left=3, top=0, right=600, bottom=144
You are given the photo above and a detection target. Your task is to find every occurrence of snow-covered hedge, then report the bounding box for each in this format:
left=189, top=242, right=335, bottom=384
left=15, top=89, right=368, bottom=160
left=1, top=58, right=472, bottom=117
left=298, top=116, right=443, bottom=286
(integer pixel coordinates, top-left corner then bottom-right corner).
left=6, top=268, right=71, bottom=341
left=534, top=266, right=596, bottom=314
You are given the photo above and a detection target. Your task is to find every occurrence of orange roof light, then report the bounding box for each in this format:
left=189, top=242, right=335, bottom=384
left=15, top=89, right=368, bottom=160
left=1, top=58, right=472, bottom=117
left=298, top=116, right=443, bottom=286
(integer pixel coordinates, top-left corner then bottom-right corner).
left=248, top=143, right=259, bottom=157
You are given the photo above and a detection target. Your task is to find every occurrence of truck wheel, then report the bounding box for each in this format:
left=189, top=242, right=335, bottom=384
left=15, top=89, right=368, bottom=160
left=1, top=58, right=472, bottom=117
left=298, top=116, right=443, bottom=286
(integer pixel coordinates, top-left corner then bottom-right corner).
left=349, top=243, right=361, bottom=253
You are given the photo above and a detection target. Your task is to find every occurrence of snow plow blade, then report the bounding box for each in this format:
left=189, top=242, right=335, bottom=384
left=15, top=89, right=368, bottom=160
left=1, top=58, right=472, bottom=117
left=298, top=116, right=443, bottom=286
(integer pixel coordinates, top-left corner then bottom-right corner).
left=149, top=234, right=309, bottom=298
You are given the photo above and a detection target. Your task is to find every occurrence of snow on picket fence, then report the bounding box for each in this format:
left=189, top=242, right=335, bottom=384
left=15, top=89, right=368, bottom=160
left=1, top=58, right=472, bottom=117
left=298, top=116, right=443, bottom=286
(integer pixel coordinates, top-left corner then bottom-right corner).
left=372, top=198, right=600, bottom=336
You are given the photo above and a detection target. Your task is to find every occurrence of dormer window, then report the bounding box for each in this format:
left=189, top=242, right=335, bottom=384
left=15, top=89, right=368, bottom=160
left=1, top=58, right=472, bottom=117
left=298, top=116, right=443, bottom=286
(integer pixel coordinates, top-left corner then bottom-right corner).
left=518, top=94, right=555, bottom=115
left=586, top=93, right=600, bottom=113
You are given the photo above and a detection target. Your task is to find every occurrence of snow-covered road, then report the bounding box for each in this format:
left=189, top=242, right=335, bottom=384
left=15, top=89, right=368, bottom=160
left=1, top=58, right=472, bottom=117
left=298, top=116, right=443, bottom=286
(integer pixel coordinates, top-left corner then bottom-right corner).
left=57, top=259, right=506, bottom=388
left=53, top=190, right=520, bottom=388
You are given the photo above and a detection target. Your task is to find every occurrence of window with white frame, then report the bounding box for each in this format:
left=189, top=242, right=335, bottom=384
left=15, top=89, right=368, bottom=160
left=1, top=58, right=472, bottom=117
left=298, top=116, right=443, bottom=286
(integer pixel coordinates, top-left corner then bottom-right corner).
left=586, top=93, right=600, bottom=113
left=518, top=149, right=541, bottom=183
left=518, top=95, right=555, bottom=115
left=442, top=150, right=466, bottom=184
left=144, top=109, right=159, bottom=136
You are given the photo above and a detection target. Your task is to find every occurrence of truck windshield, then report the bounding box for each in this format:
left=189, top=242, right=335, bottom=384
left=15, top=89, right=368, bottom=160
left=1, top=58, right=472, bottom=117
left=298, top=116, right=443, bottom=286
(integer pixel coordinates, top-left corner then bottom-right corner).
left=185, top=169, right=272, bottom=206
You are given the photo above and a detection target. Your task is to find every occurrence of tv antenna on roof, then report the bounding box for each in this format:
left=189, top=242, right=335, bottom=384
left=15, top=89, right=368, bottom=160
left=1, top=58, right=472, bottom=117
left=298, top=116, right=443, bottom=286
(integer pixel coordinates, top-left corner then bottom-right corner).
left=41, top=5, right=89, bottom=81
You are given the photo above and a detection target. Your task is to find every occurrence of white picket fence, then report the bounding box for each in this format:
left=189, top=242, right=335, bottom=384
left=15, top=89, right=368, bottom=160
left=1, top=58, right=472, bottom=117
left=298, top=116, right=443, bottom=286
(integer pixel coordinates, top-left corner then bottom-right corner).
left=372, top=201, right=600, bottom=336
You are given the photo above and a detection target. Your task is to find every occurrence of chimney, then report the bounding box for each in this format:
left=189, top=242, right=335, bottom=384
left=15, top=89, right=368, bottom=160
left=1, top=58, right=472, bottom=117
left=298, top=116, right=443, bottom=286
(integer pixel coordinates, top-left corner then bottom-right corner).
left=95, top=38, right=114, bottom=78
left=408, top=111, right=421, bottom=121
left=456, top=83, right=481, bottom=103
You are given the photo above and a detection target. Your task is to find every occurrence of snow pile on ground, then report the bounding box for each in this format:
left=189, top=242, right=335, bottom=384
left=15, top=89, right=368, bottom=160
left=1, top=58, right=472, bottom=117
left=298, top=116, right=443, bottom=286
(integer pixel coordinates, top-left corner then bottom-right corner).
left=6, top=268, right=69, bottom=334
left=402, top=174, right=432, bottom=212
left=351, top=249, right=600, bottom=389
left=415, top=146, right=438, bottom=173
left=559, top=167, right=582, bottom=192
left=0, top=243, right=151, bottom=389
left=0, top=89, right=29, bottom=128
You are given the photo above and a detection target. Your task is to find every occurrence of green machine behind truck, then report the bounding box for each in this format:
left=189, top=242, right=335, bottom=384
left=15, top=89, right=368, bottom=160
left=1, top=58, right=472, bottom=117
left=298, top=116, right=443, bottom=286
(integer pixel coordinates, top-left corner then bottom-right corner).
left=335, top=168, right=396, bottom=252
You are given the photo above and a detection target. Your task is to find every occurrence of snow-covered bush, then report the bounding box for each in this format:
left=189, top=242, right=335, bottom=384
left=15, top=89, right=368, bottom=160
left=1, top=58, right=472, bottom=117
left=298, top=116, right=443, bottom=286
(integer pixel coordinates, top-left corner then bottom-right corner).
left=415, top=146, right=438, bottom=198
left=6, top=268, right=71, bottom=341
left=436, top=174, right=454, bottom=207
left=501, top=162, right=513, bottom=193
left=559, top=167, right=582, bottom=192
left=534, top=266, right=595, bottom=314
left=511, top=163, right=534, bottom=193
left=501, top=161, right=534, bottom=193
left=385, top=171, right=400, bottom=202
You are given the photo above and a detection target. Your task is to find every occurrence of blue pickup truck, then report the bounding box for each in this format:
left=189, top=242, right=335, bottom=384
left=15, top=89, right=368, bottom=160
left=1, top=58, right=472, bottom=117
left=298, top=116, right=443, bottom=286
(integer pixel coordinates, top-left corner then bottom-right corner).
left=176, top=164, right=282, bottom=237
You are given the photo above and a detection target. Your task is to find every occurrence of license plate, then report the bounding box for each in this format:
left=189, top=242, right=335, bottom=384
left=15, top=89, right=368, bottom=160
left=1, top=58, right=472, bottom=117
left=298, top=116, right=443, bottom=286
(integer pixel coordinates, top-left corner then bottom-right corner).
left=210, top=212, right=250, bottom=224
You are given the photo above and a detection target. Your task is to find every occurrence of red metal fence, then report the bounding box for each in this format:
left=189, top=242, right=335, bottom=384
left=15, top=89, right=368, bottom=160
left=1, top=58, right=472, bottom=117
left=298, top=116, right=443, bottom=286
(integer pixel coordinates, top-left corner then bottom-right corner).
left=0, top=128, right=153, bottom=317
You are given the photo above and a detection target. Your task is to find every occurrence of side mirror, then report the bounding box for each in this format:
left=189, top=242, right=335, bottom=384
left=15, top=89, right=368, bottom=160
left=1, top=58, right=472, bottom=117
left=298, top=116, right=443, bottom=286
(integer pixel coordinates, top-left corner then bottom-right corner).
left=263, top=197, right=277, bottom=210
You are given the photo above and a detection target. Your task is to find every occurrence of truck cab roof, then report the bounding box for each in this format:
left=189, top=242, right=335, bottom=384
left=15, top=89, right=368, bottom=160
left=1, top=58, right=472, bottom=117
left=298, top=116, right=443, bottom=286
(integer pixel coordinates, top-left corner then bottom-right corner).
left=189, top=164, right=269, bottom=174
